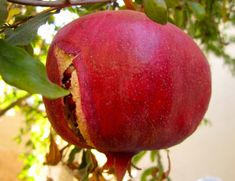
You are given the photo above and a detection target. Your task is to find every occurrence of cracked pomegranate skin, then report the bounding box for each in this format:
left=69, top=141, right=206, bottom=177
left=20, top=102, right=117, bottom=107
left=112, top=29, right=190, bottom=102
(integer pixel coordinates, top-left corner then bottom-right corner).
left=43, top=10, right=211, bottom=154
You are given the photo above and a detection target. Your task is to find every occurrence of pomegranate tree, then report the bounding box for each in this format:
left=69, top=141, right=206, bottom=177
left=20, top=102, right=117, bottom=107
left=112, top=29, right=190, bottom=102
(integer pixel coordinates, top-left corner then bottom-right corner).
left=43, top=10, right=211, bottom=180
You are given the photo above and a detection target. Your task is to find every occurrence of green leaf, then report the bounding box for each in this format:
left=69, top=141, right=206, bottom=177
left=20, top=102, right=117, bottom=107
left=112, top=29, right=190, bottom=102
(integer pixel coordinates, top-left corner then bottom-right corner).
left=135, top=0, right=143, bottom=5
left=165, top=0, right=179, bottom=8
left=141, top=167, right=156, bottom=181
left=132, top=151, right=146, bottom=165
left=6, top=11, right=52, bottom=46
left=143, top=0, right=168, bottom=24
left=67, top=146, right=81, bottom=163
left=0, top=40, right=69, bottom=99
left=201, top=118, right=212, bottom=126
left=174, top=8, right=187, bottom=28
left=150, top=150, right=158, bottom=162
left=79, top=150, right=88, bottom=170
left=0, top=0, right=8, bottom=26
left=187, top=1, right=206, bottom=20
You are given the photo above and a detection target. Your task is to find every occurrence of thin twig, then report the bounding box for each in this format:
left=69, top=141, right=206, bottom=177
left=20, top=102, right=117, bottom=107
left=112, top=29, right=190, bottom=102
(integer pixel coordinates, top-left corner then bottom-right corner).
left=7, top=0, right=112, bottom=7
left=0, top=94, right=31, bottom=117
left=164, top=150, right=171, bottom=178
left=0, top=7, right=60, bottom=33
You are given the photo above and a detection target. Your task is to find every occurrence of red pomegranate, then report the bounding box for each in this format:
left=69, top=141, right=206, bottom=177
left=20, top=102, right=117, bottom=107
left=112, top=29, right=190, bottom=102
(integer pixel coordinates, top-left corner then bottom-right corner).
left=43, top=10, right=211, bottom=180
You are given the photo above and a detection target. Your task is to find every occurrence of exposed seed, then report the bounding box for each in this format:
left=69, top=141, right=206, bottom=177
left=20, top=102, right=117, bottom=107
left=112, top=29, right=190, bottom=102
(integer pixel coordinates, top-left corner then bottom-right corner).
left=64, top=80, right=71, bottom=89
left=64, top=94, right=76, bottom=110
left=62, top=64, right=85, bottom=142
left=62, top=64, right=75, bottom=84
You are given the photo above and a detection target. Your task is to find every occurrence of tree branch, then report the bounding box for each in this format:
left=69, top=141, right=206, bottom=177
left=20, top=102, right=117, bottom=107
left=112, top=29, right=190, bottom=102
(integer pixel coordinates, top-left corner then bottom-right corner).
left=7, top=0, right=112, bottom=7
left=0, top=94, right=31, bottom=117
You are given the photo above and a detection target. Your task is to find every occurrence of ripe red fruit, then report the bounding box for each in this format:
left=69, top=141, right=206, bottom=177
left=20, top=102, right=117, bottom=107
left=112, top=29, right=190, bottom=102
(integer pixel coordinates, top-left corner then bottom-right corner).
left=43, top=10, right=211, bottom=180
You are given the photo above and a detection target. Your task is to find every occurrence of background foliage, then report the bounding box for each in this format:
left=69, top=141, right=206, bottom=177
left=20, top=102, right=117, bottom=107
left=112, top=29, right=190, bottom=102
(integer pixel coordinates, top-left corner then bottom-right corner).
left=0, top=0, right=235, bottom=180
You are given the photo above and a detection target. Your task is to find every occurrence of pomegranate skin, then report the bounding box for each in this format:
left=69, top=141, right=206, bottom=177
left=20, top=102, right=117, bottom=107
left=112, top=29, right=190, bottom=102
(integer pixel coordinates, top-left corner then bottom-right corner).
left=44, top=10, right=211, bottom=153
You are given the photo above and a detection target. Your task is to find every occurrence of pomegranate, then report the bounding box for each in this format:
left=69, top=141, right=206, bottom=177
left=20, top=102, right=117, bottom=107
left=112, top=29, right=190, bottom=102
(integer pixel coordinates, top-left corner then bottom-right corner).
left=43, top=10, right=211, bottom=180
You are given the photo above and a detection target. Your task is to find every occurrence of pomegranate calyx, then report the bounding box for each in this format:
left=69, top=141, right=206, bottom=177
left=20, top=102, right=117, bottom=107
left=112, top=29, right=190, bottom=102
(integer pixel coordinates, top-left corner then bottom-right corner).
left=104, top=152, right=135, bottom=181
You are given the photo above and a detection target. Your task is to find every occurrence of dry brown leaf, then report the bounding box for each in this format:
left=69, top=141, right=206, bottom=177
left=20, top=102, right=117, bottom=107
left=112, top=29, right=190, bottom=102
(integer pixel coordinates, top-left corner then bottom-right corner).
left=89, top=171, right=107, bottom=181
left=44, top=134, right=62, bottom=165
left=47, top=177, right=53, bottom=181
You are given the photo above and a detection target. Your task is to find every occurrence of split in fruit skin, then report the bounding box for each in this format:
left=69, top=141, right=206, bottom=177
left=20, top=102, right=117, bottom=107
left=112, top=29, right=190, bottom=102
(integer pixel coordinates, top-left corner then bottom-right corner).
left=62, top=63, right=87, bottom=143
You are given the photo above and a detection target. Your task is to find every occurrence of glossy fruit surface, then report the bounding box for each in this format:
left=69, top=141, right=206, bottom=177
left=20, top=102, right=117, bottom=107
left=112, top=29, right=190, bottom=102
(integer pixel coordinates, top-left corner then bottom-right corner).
left=43, top=10, right=211, bottom=180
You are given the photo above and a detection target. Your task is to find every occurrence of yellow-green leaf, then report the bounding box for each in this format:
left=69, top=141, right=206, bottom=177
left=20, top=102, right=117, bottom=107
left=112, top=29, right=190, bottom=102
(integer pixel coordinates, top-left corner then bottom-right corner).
left=6, top=8, right=21, bottom=23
